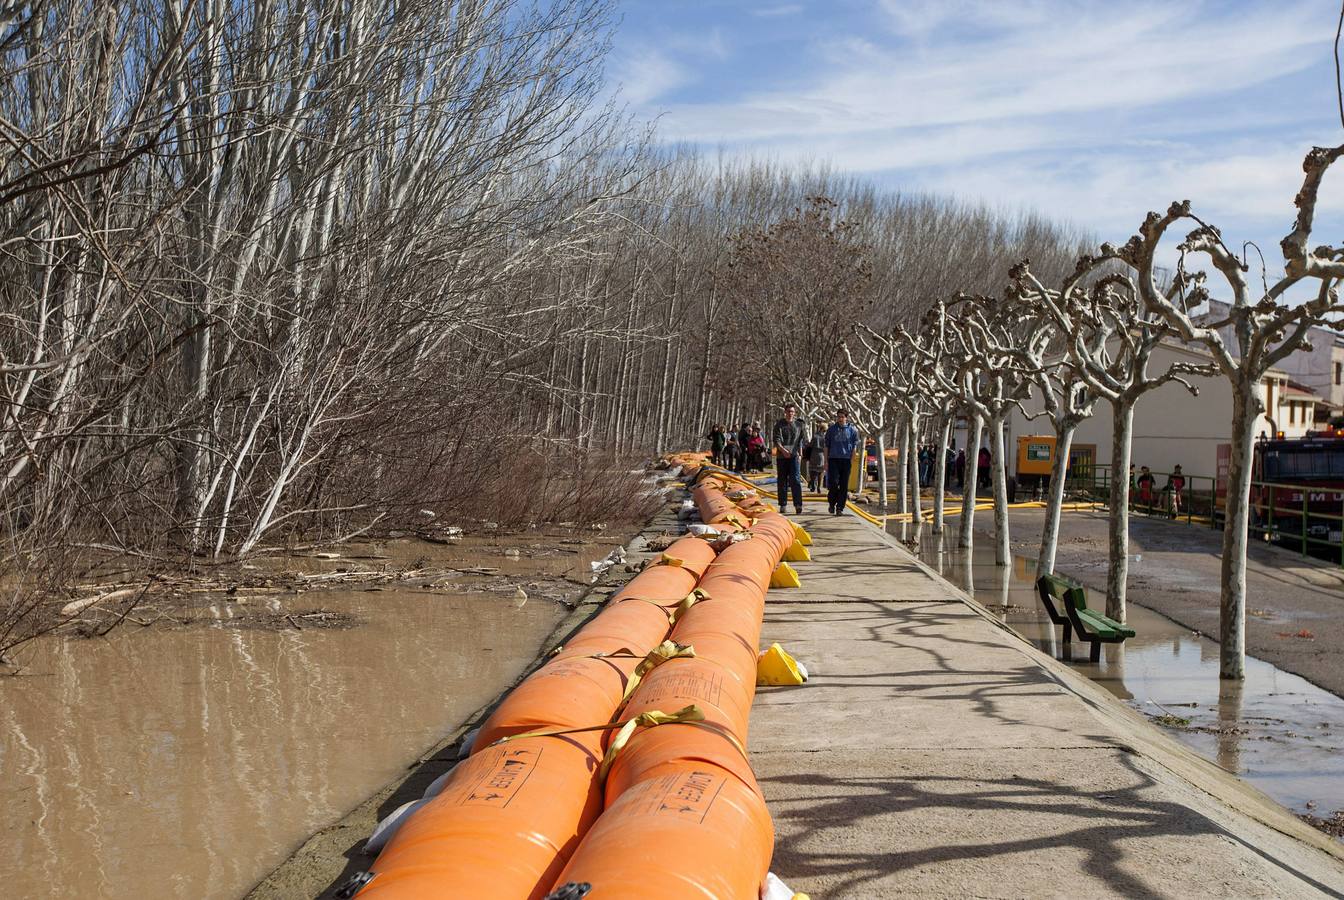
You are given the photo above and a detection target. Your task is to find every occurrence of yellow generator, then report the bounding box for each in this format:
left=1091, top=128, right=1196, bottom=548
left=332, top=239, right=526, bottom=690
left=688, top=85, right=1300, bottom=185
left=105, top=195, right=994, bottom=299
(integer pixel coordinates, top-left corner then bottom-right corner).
left=1016, top=435, right=1057, bottom=496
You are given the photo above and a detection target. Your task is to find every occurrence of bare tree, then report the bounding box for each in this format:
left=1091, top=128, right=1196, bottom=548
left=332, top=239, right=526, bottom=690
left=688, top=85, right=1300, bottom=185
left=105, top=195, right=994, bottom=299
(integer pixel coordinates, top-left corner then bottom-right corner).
left=1011, top=257, right=1211, bottom=621
left=1002, top=264, right=1099, bottom=574
left=1128, top=143, right=1344, bottom=678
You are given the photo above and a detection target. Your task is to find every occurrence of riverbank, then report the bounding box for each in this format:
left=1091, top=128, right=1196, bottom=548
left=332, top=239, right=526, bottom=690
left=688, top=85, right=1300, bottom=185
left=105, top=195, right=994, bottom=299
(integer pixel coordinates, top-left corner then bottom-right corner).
left=755, top=509, right=1344, bottom=897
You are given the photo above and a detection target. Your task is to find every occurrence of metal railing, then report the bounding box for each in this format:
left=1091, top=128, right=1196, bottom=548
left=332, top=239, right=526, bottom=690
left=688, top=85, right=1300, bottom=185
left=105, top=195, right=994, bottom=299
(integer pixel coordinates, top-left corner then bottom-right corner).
left=1057, top=462, right=1344, bottom=566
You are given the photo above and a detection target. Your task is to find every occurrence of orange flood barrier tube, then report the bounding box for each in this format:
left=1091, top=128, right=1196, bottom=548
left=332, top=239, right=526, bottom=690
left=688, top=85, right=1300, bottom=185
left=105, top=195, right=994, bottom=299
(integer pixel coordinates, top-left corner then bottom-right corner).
left=357, top=535, right=719, bottom=900
left=474, top=536, right=715, bottom=748
left=553, top=757, right=773, bottom=900
left=360, top=732, right=605, bottom=900
left=551, top=505, right=793, bottom=900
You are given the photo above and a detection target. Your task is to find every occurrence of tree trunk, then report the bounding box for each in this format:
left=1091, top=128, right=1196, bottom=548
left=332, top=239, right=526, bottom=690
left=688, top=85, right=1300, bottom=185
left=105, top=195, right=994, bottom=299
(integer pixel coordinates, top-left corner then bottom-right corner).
left=875, top=431, right=888, bottom=510
left=958, top=412, right=983, bottom=549
left=1219, top=382, right=1257, bottom=679
left=990, top=414, right=1009, bottom=566
left=933, top=415, right=950, bottom=534
left=894, top=421, right=906, bottom=513
left=1036, top=422, right=1076, bottom=575
left=1105, top=400, right=1135, bottom=621
left=908, top=417, right=923, bottom=527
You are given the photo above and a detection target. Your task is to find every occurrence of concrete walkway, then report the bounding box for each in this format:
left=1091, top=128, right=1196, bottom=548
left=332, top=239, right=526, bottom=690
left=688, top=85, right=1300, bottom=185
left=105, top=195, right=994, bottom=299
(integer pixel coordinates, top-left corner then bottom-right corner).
left=751, top=510, right=1344, bottom=898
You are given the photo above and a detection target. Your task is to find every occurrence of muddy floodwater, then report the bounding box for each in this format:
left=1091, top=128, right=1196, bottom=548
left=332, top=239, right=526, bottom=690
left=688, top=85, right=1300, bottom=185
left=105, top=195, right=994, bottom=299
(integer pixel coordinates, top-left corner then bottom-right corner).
left=0, top=586, right=565, bottom=899
left=889, top=521, right=1344, bottom=826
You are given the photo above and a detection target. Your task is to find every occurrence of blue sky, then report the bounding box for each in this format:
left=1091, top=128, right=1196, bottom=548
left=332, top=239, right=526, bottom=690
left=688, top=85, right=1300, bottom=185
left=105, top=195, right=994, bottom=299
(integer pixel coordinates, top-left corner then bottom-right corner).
left=609, top=0, right=1344, bottom=275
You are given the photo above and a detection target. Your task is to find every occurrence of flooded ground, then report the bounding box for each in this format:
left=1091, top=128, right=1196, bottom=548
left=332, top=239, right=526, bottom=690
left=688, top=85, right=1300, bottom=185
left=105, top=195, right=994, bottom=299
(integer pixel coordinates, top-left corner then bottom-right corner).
left=890, top=522, right=1344, bottom=829
left=0, top=531, right=623, bottom=900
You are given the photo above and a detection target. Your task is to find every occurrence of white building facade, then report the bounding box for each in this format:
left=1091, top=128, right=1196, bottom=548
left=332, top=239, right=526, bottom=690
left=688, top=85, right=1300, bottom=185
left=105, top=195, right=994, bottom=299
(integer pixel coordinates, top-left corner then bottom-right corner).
left=996, top=341, right=1288, bottom=480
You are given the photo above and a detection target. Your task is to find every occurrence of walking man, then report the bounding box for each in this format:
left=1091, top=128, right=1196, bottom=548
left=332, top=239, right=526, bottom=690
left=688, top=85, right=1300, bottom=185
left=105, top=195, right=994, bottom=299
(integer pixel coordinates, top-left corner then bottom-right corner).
left=822, top=408, right=860, bottom=516
left=772, top=403, right=807, bottom=514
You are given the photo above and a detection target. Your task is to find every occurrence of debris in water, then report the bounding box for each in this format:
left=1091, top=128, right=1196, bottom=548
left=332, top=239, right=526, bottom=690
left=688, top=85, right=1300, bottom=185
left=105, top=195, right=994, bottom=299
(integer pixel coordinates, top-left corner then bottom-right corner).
left=1152, top=713, right=1192, bottom=729
left=512, top=587, right=528, bottom=608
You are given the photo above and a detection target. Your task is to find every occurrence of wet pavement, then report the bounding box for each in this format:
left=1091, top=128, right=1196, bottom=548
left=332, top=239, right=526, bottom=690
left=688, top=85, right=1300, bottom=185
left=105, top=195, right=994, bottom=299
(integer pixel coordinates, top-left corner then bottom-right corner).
left=0, top=587, right=564, bottom=900
left=893, top=522, right=1344, bottom=824
left=754, top=509, right=1344, bottom=898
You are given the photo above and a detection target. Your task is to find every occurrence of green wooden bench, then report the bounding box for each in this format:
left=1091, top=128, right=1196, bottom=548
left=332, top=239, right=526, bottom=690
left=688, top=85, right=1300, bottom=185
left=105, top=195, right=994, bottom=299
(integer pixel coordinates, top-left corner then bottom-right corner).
left=1036, top=573, right=1135, bottom=662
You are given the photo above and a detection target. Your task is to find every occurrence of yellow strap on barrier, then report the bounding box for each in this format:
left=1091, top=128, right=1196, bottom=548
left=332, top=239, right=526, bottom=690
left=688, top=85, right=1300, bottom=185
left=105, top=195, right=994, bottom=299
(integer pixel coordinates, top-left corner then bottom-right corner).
left=598, top=704, right=707, bottom=779
left=620, top=640, right=696, bottom=703
left=488, top=704, right=703, bottom=754
left=671, top=587, right=707, bottom=623
left=614, top=587, right=709, bottom=625
left=655, top=554, right=685, bottom=567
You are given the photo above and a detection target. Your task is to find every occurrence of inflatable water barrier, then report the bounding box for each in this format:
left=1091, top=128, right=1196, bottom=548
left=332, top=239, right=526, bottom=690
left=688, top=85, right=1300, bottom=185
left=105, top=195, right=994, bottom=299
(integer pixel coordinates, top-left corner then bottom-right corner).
left=549, top=469, right=793, bottom=898
left=352, top=459, right=805, bottom=900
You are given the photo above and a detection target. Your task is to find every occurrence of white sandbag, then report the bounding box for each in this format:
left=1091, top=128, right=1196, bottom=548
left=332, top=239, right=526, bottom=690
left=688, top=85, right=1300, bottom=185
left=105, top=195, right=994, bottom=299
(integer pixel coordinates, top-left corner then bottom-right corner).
left=761, top=872, right=808, bottom=900
left=458, top=728, right=479, bottom=759
left=422, top=765, right=457, bottom=799
left=364, top=799, right=428, bottom=854
left=686, top=523, right=722, bottom=537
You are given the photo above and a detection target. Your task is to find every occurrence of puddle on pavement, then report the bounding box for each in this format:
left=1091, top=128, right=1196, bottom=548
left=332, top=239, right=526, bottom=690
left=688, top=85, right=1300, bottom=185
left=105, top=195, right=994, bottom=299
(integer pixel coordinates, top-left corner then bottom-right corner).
left=888, top=521, right=1344, bottom=826
left=0, top=587, right=564, bottom=900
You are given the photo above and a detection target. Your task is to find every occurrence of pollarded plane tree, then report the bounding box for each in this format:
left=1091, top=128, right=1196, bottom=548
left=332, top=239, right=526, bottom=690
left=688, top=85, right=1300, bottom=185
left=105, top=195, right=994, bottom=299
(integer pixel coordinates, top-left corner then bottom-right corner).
left=899, top=306, right=960, bottom=535
left=898, top=300, right=987, bottom=550
left=1003, top=262, right=1100, bottom=575
left=849, top=321, right=948, bottom=528
left=842, top=333, right=903, bottom=511
left=1012, top=256, right=1213, bottom=622
left=918, top=293, right=1034, bottom=565
left=1129, top=143, right=1344, bottom=679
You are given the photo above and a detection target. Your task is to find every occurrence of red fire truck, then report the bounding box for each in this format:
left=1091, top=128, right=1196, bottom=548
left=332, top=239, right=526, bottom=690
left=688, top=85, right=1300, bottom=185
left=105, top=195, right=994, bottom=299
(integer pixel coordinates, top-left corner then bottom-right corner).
left=1216, top=430, right=1344, bottom=550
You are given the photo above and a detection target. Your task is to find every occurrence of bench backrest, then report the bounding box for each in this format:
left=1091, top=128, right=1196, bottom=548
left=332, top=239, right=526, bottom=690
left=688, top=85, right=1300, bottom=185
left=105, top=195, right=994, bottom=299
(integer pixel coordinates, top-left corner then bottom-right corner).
left=1037, top=573, right=1088, bottom=611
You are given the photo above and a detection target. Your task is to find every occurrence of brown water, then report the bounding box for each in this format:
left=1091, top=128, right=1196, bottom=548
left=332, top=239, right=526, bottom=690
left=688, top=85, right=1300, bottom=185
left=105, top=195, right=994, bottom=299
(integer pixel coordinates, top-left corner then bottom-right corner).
left=891, top=523, right=1344, bottom=821
left=0, top=588, right=563, bottom=900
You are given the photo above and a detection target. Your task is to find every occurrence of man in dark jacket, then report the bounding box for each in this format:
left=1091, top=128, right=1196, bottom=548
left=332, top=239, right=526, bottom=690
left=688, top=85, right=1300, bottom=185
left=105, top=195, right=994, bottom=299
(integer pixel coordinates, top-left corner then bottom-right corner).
left=772, top=403, right=808, bottom=514
left=822, top=409, right=860, bottom=515
left=735, top=422, right=752, bottom=472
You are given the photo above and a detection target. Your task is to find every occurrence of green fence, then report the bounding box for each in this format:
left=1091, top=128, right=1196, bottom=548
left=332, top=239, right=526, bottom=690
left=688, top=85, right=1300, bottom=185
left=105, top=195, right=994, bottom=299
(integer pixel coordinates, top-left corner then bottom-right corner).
left=1059, top=463, right=1344, bottom=566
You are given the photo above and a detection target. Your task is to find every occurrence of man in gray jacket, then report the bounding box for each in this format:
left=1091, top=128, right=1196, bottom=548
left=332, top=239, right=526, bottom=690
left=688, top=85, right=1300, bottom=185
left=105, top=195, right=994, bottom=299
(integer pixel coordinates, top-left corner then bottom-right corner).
left=772, top=403, right=808, bottom=515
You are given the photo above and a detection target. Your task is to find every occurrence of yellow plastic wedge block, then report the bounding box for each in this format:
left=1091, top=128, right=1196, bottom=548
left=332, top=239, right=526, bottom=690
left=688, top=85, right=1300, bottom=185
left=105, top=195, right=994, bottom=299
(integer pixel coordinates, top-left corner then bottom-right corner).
left=781, top=538, right=811, bottom=562
left=790, top=521, right=812, bottom=546
left=770, top=561, right=801, bottom=589
left=756, top=642, right=807, bottom=686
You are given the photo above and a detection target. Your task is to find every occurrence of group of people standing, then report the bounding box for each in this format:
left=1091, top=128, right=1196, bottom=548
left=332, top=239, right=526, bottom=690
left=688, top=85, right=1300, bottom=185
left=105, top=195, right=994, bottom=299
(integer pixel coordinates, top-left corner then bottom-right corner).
left=705, top=405, right=861, bottom=516
left=910, top=444, right=989, bottom=491
left=707, top=422, right=770, bottom=473
left=1132, top=463, right=1185, bottom=515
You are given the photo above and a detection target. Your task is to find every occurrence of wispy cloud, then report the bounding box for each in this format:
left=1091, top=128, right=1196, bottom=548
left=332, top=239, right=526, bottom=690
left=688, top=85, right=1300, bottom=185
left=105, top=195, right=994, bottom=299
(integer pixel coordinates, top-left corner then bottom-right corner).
left=656, top=2, right=1327, bottom=144
left=751, top=3, right=804, bottom=17
left=611, top=0, right=1344, bottom=263
left=610, top=46, right=688, bottom=106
